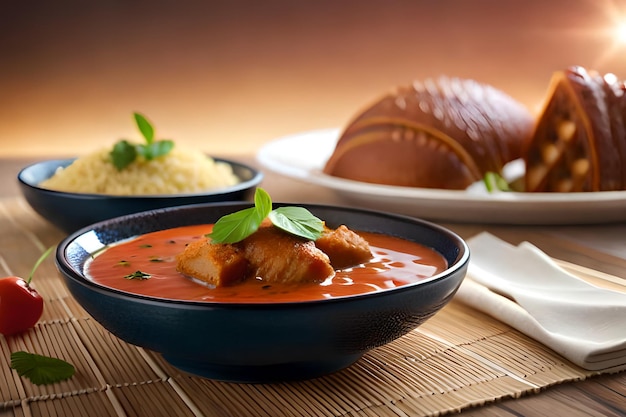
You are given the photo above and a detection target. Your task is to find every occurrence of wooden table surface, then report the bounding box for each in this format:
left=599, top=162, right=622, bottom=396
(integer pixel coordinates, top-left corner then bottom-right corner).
left=2, top=157, right=626, bottom=416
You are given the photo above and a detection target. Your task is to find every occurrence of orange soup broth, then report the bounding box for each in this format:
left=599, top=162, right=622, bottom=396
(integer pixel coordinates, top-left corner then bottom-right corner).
left=86, top=224, right=448, bottom=303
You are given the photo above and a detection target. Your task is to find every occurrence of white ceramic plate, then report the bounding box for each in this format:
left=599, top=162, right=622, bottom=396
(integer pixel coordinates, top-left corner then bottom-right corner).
left=257, top=128, right=626, bottom=224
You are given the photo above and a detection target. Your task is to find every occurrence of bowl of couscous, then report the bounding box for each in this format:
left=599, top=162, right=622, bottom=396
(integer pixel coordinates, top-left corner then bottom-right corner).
left=18, top=112, right=264, bottom=233
left=18, top=151, right=263, bottom=233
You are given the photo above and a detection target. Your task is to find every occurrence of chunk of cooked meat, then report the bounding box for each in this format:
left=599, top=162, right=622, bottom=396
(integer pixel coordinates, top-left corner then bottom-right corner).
left=176, top=221, right=372, bottom=287
left=240, top=224, right=335, bottom=284
left=315, top=225, right=372, bottom=269
left=176, top=239, right=248, bottom=287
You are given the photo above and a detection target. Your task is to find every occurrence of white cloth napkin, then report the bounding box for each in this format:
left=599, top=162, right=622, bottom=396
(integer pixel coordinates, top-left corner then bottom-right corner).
left=455, top=232, right=626, bottom=372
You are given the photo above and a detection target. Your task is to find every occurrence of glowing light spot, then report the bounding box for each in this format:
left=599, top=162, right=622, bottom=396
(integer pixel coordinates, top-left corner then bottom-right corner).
left=615, top=21, right=626, bottom=44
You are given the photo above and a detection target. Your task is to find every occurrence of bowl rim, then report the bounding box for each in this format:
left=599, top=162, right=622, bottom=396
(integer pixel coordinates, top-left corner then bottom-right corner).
left=56, top=202, right=470, bottom=308
left=17, top=156, right=263, bottom=199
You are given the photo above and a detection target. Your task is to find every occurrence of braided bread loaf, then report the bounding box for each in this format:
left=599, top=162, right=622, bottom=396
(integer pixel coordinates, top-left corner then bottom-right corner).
left=524, top=66, right=626, bottom=192
left=323, top=76, right=535, bottom=189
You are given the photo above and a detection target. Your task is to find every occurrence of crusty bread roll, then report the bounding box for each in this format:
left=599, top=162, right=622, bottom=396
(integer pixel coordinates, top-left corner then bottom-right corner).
left=524, top=66, right=626, bottom=192
left=323, top=76, right=535, bottom=189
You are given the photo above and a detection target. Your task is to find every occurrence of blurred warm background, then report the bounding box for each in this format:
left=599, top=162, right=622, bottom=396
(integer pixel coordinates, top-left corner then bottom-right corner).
left=2, top=0, right=626, bottom=157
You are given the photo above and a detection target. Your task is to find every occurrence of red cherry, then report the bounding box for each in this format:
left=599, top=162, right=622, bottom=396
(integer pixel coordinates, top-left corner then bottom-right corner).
left=0, top=277, right=44, bottom=335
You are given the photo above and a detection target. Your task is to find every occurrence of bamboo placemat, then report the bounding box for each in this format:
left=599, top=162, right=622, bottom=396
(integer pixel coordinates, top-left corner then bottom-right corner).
left=0, top=197, right=620, bottom=417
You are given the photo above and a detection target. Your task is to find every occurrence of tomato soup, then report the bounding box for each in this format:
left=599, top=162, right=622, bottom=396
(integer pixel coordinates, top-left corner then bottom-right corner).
left=86, top=224, right=448, bottom=303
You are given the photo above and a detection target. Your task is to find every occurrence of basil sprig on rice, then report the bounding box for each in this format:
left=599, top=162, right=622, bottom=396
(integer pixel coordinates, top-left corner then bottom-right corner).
left=110, top=112, right=175, bottom=171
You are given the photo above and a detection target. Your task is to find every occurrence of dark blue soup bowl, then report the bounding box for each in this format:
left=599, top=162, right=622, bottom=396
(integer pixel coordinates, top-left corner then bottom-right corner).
left=18, top=157, right=263, bottom=234
left=55, top=202, right=469, bottom=383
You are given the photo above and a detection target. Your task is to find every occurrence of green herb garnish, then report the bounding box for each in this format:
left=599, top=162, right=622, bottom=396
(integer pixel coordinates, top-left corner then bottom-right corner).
left=124, top=270, right=151, bottom=280
left=483, top=172, right=511, bottom=192
left=10, top=351, right=75, bottom=385
left=269, top=207, right=325, bottom=241
left=208, top=188, right=324, bottom=244
left=110, top=112, right=175, bottom=171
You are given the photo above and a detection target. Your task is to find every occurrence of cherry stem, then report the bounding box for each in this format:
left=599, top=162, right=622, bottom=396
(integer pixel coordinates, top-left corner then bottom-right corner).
left=26, top=246, right=55, bottom=286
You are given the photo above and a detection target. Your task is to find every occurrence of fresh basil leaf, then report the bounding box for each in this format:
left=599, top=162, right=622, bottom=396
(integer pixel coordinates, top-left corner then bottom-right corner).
left=136, top=145, right=149, bottom=160
left=134, top=112, right=154, bottom=144
left=269, top=206, right=324, bottom=240
left=483, top=172, right=510, bottom=192
left=208, top=207, right=264, bottom=243
left=10, top=351, right=75, bottom=386
left=153, top=139, right=174, bottom=157
left=150, top=140, right=175, bottom=159
left=110, top=113, right=175, bottom=170
left=207, top=188, right=324, bottom=243
left=110, top=140, right=138, bottom=171
left=254, top=187, right=273, bottom=220
left=207, top=188, right=271, bottom=244
left=136, top=140, right=173, bottom=161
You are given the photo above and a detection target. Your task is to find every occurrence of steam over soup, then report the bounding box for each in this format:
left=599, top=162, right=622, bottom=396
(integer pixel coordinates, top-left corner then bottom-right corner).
left=86, top=224, right=448, bottom=303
